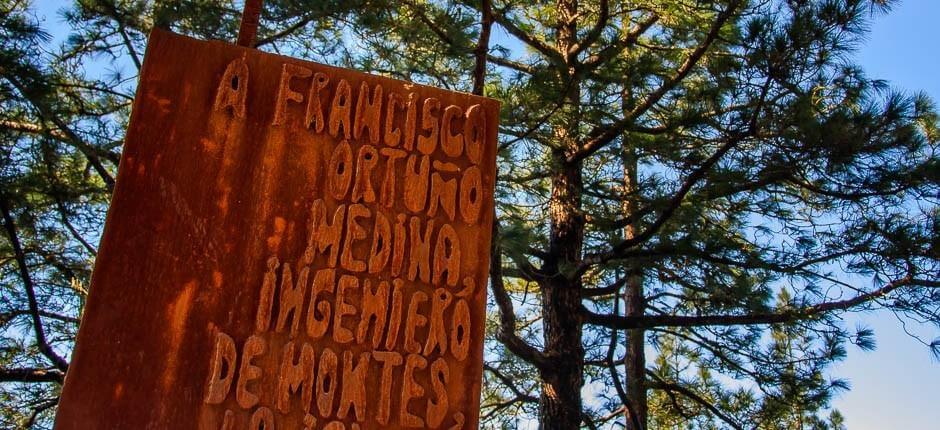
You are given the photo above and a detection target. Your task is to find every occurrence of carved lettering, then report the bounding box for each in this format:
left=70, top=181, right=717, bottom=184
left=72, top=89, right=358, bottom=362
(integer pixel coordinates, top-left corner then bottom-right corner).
left=332, top=275, right=359, bottom=343
left=459, top=166, right=483, bottom=224
left=305, top=72, right=330, bottom=133
left=417, top=97, right=440, bottom=155
left=316, top=348, right=339, bottom=418
left=440, top=105, right=463, bottom=158
left=426, top=358, right=450, bottom=428
left=276, top=341, right=316, bottom=414
left=403, top=155, right=430, bottom=213
left=340, top=204, right=369, bottom=272
left=236, top=335, right=265, bottom=409
left=403, top=93, right=418, bottom=151
left=337, top=351, right=370, bottom=421
left=255, top=257, right=279, bottom=333
left=303, top=414, right=317, bottom=430
left=427, top=172, right=457, bottom=221
left=214, top=57, right=248, bottom=118
left=384, top=278, right=405, bottom=350
left=328, top=141, right=354, bottom=201
left=204, top=331, right=236, bottom=404
left=329, top=79, right=353, bottom=139
left=407, top=217, right=434, bottom=283
left=306, top=269, right=336, bottom=339
left=379, top=148, right=407, bottom=209
left=450, top=299, right=471, bottom=361
left=354, top=82, right=382, bottom=145
left=384, top=92, right=404, bottom=147
left=367, top=212, right=391, bottom=274
left=219, top=410, right=235, bottom=430
left=276, top=249, right=314, bottom=337
left=273, top=63, right=312, bottom=126
left=357, top=280, right=389, bottom=348
left=403, top=290, right=428, bottom=355
left=424, top=288, right=453, bottom=356
left=464, top=104, right=485, bottom=164
left=371, top=351, right=403, bottom=425
left=308, top=200, right=345, bottom=267
left=399, top=354, right=428, bottom=428
left=351, top=145, right=378, bottom=204
left=433, top=223, right=461, bottom=287
left=76, top=33, right=500, bottom=430
left=249, top=407, right=275, bottom=430
left=391, top=214, right=407, bottom=277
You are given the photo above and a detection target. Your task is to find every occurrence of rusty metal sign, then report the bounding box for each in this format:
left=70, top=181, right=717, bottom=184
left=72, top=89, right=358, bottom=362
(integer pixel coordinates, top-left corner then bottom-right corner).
left=55, top=29, right=499, bottom=430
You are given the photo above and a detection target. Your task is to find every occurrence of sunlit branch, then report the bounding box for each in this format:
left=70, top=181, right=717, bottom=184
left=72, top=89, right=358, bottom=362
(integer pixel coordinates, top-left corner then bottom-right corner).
left=647, top=371, right=744, bottom=430
left=572, top=0, right=745, bottom=163
left=0, top=367, right=65, bottom=384
left=0, top=194, right=70, bottom=372
left=490, top=219, right=549, bottom=369
left=583, top=275, right=931, bottom=330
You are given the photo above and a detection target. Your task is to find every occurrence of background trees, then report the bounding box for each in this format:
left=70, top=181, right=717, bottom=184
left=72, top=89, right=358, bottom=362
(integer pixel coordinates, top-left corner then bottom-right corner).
left=1, top=0, right=937, bottom=429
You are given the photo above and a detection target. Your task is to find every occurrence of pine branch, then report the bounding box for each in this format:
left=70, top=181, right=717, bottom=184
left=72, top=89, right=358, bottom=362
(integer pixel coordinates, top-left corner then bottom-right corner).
left=647, top=371, right=744, bottom=430
left=1, top=73, right=116, bottom=190
left=0, top=119, right=67, bottom=140
left=404, top=0, right=457, bottom=48
left=490, top=219, right=549, bottom=370
left=580, top=132, right=744, bottom=271
left=567, top=0, right=609, bottom=60
left=0, top=367, right=65, bottom=384
left=582, top=12, right=659, bottom=69
left=581, top=73, right=775, bottom=275
left=572, top=0, right=744, bottom=163
left=583, top=275, right=931, bottom=330
left=95, top=0, right=143, bottom=70
left=0, top=194, right=70, bottom=372
left=486, top=5, right=565, bottom=66
left=484, top=364, right=538, bottom=403
left=0, top=309, right=81, bottom=325
left=54, top=199, right=98, bottom=256
left=255, top=16, right=316, bottom=47
left=487, top=54, right=538, bottom=74
left=481, top=394, right=536, bottom=420
left=22, top=398, right=60, bottom=428
left=1, top=117, right=121, bottom=163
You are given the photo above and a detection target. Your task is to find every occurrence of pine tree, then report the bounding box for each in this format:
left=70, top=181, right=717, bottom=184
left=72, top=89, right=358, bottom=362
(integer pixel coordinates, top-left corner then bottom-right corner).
left=1, top=1, right=937, bottom=428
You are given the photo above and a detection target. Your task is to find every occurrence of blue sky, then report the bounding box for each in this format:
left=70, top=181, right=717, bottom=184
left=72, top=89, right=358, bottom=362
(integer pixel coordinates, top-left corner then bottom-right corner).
left=30, top=0, right=940, bottom=428
left=832, top=1, right=940, bottom=428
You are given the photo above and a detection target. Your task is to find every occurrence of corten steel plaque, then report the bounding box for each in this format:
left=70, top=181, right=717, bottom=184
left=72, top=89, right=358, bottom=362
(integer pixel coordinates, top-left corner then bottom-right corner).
left=56, top=29, right=499, bottom=430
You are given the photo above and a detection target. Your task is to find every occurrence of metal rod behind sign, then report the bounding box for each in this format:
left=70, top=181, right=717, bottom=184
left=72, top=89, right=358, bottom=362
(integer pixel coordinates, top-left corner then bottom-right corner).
left=237, top=0, right=263, bottom=47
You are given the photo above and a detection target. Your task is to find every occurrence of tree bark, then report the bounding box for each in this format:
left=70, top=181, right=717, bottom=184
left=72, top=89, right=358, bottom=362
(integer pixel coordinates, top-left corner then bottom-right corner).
left=539, top=1, right=585, bottom=428
left=621, top=143, right=647, bottom=430
left=621, top=53, right=648, bottom=427
left=540, top=151, right=585, bottom=429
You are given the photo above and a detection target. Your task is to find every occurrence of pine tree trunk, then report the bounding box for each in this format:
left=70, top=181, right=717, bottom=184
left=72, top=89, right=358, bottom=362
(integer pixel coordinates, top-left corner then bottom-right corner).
left=622, top=91, right=647, bottom=430
left=540, top=151, right=585, bottom=430
left=622, top=269, right=647, bottom=430
left=539, top=2, right=585, bottom=428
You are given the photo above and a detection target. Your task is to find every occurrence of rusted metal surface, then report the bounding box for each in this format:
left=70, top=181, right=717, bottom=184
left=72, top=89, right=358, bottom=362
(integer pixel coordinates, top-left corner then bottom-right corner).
left=55, top=29, right=499, bottom=430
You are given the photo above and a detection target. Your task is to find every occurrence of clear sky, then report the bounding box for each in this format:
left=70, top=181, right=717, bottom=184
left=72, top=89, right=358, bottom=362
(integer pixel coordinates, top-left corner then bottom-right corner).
left=29, top=0, right=940, bottom=428
left=831, top=1, right=940, bottom=428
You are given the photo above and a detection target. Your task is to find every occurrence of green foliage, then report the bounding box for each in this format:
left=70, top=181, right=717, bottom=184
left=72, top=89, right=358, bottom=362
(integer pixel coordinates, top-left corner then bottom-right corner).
left=0, top=0, right=937, bottom=428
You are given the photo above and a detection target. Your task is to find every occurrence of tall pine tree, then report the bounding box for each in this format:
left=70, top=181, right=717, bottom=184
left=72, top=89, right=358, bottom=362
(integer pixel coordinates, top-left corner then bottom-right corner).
left=1, top=0, right=937, bottom=428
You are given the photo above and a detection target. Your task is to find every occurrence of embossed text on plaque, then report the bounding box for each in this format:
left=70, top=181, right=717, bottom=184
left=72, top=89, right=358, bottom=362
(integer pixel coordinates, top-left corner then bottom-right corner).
left=56, top=29, right=498, bottom=430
